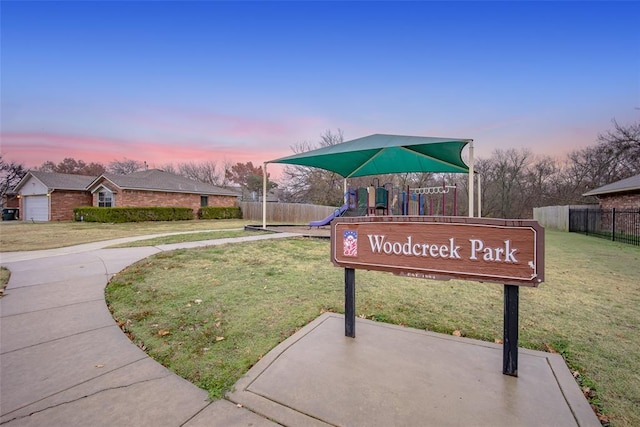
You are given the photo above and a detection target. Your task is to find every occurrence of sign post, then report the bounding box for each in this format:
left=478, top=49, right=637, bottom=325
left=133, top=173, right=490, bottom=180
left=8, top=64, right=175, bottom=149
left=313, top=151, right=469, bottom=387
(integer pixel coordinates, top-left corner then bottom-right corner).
left=331, top=216, right=544, bottom=376
left=345, top=268, right=356, bottom=338
left=503, top=284, right=519, bottom=376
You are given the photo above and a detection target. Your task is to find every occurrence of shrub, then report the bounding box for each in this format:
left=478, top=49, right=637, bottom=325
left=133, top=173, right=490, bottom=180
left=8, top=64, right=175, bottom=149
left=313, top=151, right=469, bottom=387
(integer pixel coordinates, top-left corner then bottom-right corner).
left=198, top=206, right=242, bottom=220
left=74, top=207, right=194, bottom=223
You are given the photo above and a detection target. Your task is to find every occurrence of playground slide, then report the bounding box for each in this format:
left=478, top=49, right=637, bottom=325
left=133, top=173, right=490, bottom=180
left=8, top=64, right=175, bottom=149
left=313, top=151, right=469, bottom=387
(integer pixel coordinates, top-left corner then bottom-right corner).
left=309, top=203, right=348, bottom=228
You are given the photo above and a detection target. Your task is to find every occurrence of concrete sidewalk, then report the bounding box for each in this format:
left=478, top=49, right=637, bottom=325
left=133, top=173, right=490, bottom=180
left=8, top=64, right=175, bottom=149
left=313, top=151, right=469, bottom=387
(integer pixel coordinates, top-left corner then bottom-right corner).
left=0, top=233, right=600, bottom=426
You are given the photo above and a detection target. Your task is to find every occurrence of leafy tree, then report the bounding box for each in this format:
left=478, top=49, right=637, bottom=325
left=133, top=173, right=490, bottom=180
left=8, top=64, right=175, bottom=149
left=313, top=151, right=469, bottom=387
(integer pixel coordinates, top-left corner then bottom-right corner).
left=38, top=161, right=56, bottom=172
left=225, top=161, right=276, bottom=195
left=81, top=162, right=106, bottom=175
left=0, top=155, right=27, bottom=204
left=37, top=158, right=105, bottom=175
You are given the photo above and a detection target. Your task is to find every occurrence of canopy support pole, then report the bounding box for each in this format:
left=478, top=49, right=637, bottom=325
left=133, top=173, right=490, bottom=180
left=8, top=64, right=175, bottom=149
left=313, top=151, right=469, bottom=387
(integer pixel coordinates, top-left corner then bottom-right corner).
left=344, top=178, right=348, bottom=203
left=468, top=141, right=474, bottom=217
left=262, top=162, right=268, bottom=229
left=477, top=173, right=482, bottom=218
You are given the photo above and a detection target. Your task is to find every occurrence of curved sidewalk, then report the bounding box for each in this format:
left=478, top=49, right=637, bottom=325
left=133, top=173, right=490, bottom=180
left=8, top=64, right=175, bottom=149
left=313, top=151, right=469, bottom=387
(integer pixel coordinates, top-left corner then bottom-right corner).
left=0, top=233, right=296, bottom=426
left=1, top=232, right=600, bottom=426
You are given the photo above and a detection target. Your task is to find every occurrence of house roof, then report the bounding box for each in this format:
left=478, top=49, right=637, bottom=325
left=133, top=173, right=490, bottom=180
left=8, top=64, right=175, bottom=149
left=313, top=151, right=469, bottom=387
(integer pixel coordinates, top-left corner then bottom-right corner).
left=89, top=169, right=240, bottom=197
left=15, top=169, right=241, bottom=197
left=583, top=173, right=640, bottom=197
left=15, top=171, right=96, bottom=192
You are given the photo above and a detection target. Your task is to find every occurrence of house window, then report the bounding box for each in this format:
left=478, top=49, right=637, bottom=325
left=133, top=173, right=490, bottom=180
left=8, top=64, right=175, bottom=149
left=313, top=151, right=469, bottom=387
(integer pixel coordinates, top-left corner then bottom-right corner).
left=200, top=196, right=208, bottom=207
left=98, top=190, right=113, bottom=207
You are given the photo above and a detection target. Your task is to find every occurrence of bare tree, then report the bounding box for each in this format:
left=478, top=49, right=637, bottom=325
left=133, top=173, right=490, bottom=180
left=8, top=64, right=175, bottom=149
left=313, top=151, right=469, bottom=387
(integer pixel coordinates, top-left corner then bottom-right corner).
left=178, top=161, right=223, bottom=186
left=476, top=148, right=532, bottom=218
left=597, top=119, right=640, bottom=179
left=220, top=159, right=234, bottom=187
left=523, top=155, right=562, bottom=209
left=562, top=119, right=639, bottom=201
left=281, top=129, right=345, bottom=206
left=108, top=158, right=145, bottom=175
left=0, top=156, right=27, bottom=205
left=158, top=163, right=177, bottom=174
left=157, top=160, right=234, bottom=187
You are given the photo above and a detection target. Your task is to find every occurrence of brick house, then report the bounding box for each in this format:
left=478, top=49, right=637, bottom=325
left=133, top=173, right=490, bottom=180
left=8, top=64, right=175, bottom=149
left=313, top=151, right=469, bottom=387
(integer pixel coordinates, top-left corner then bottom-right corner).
left=14, top=169, right=240, bottom=221
left=14, top=171, right=95, bottom=221
left=582, top=174, right=640, bottom=237
left=583, top=173, right=640, bottom=209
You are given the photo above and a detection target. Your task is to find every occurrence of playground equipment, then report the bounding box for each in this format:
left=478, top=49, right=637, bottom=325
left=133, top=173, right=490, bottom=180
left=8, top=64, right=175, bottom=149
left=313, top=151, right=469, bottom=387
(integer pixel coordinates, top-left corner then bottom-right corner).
left=402, top=181, right=458, bottom=216
left=358, top=180, right=392, bottom=216
left=309, top=179, right=459, bottom=227
left=309, top=189, right=357, bottom=228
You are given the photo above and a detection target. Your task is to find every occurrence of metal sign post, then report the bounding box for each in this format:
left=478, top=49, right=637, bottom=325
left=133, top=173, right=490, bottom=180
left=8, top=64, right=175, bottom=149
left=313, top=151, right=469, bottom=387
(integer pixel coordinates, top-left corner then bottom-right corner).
left=331, top=216, right=544, bottom=377
left=345, top=268, right=356, bottom=338
left=503, top=284, right=519, bottom=376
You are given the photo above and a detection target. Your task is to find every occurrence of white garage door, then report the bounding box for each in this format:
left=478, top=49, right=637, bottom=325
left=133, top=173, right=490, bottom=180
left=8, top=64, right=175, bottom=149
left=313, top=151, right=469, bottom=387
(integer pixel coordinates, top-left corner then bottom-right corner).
left=23, top=196, right=49, bottom=221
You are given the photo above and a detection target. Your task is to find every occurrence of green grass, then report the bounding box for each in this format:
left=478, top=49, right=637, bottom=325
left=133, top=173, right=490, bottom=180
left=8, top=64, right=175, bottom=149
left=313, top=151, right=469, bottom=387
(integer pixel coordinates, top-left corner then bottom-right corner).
left=107, top=229, right=270, bottom=248
left=0, top=266, right=9, bottom=298
left=106, top=230, right=639, bottom=426
left=0, top=219, right=251, bottom=251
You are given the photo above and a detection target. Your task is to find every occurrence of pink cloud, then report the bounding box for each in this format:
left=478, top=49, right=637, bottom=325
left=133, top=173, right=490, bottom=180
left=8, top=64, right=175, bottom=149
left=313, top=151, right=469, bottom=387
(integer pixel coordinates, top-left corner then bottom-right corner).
left=0, top=131, right=294, bottom=171
left=114, top=108, right=329, bottom=147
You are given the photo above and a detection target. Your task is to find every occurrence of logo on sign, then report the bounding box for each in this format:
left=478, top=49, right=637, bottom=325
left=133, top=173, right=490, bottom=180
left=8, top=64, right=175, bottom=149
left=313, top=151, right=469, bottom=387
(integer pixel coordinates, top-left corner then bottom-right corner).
left=343, top=230, right=358, bottom=257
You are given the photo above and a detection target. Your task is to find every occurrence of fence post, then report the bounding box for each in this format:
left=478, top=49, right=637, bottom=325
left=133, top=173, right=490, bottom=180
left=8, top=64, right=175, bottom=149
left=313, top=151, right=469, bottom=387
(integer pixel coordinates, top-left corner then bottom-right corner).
left=584, top=209, right=589, bottom=235
left=612, top=208, right=616, bottom=242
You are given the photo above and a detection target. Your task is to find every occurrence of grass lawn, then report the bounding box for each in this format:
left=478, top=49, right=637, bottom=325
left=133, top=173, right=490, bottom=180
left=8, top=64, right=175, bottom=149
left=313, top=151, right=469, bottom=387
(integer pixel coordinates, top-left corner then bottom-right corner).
left=0, top=219, right=251, bottom=251
left=0, top=267, right=9, bottom=297
left=106, top=230, right=640, bottom=427
left=106, top=229, right=271, bottom=248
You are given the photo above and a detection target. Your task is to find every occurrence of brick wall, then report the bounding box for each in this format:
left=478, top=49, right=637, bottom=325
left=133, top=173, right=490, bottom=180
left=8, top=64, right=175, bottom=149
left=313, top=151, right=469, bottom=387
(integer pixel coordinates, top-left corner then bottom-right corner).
left=4, top=195, right=20, bottom=208
left=51, top=191, right=93, bottom=221
left=93, top=189, right=238, bottom=215
left=599, top=192, right=640, bottom=209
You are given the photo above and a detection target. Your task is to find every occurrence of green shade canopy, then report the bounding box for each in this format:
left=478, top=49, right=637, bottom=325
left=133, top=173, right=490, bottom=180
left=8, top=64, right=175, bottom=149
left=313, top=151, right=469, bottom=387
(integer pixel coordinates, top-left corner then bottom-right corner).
left=269, top=134, right=472, bottom=178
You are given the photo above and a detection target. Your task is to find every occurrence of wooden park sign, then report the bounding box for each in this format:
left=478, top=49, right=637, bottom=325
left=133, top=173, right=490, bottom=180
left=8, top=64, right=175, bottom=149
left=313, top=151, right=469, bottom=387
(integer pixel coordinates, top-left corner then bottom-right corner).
left=332, top=216, right=544, bottom=286
left=330, top=216, right=545, bottom=376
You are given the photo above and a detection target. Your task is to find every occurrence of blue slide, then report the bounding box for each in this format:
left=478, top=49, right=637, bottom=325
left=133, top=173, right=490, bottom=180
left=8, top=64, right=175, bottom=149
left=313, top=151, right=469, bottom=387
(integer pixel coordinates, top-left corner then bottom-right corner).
left=309, top=203, right=348, bottom=228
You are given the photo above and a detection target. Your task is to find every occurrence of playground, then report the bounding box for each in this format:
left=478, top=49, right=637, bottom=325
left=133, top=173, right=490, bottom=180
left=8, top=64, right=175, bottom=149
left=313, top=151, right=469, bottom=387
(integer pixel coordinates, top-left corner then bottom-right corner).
left=309, top=179, right=460, bottom=228
left=263, top=134, right=478, bottom=229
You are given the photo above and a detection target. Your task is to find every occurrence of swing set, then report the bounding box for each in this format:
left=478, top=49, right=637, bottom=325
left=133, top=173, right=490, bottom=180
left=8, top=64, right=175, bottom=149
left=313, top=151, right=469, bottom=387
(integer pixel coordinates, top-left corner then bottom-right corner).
left=349, top=178, right=459, bottom=218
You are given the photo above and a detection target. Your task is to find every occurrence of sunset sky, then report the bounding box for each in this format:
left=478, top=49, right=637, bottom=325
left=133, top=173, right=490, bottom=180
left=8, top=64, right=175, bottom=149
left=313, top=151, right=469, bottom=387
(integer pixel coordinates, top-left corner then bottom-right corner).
left=1, top=1, right=639, bottom=181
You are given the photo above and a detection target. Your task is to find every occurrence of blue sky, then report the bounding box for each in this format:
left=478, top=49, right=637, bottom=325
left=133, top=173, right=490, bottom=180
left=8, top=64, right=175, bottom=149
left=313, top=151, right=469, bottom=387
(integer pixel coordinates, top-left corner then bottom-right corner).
left=1, top=1, right=638, bottom=178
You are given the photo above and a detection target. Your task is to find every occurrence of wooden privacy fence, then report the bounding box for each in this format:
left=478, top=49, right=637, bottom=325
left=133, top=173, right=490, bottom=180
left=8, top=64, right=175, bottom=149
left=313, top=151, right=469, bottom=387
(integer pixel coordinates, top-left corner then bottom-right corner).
left=533, top=205, right=591, bottom=231
left=240, top=202, right=336, bottom=224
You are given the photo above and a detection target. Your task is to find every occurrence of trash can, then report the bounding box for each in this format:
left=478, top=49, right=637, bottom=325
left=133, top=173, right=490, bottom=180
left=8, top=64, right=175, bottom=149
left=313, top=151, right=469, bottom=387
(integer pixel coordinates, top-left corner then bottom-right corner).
left=2, top=208, right=18, bottom=220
